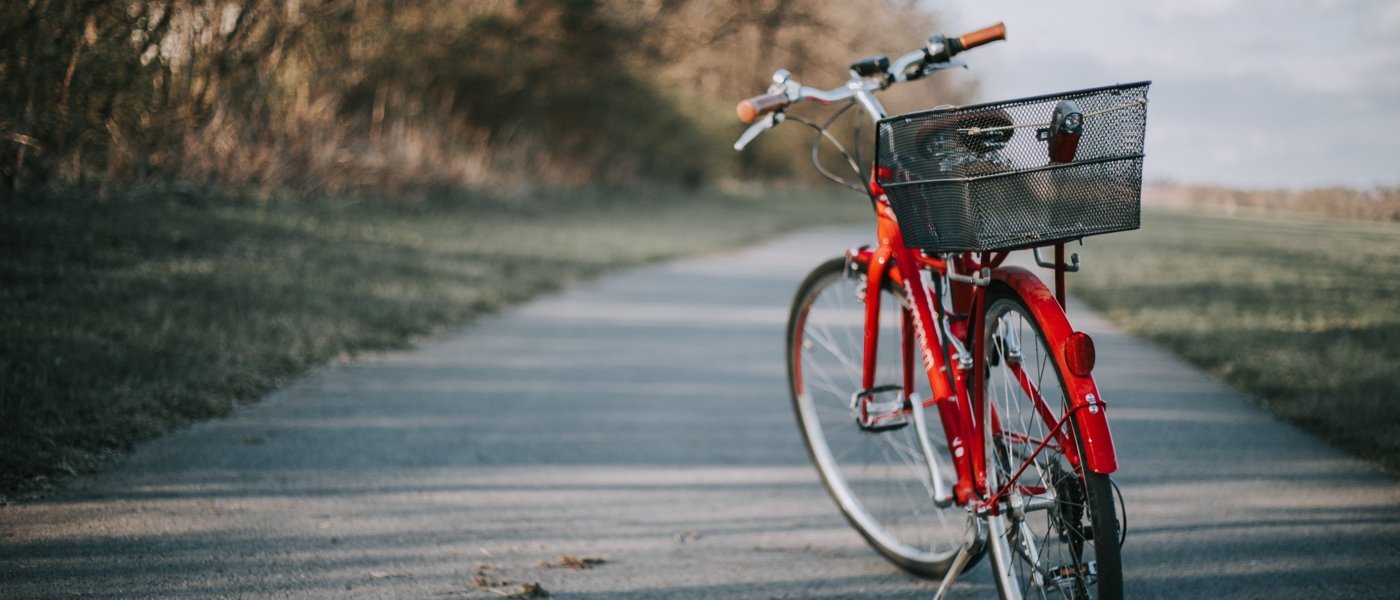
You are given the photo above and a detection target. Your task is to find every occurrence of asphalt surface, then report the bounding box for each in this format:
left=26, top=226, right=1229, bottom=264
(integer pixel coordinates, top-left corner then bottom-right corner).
left=3, top=227, right=1399, bottom=599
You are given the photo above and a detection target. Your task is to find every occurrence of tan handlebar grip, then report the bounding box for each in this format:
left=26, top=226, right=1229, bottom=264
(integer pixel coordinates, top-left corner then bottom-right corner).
left=737, top=93, right=791, bottom=124
left=958, top=22, right=1006, bottom=51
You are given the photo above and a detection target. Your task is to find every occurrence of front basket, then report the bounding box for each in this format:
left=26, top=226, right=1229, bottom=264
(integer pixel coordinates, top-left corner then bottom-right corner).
left=876, top=81, right=1150, bottom=253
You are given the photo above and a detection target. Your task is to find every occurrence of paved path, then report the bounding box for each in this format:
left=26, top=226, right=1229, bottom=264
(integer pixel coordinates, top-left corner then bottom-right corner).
left=3, top=228, right=1398, bottom=599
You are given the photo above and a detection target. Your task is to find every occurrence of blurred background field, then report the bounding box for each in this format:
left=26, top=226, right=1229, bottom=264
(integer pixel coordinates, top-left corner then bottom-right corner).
left=3, top=1, right=1398, bottom=490
left=1074, top=199, right=1400, bottom=476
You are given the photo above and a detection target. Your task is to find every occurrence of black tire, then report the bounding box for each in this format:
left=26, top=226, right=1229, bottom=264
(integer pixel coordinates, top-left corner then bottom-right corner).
left=786, top=258, right=975, bottom=578
left=983, top=287, right=1123, bottom=599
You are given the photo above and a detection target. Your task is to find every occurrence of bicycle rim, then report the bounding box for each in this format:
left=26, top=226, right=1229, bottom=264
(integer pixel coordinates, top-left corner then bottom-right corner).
left=787, top=258, right=971, bottom=578
left=983, top=291, right=1123, bottom=599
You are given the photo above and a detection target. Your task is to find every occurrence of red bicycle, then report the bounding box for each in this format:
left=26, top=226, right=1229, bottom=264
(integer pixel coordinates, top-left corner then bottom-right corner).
left=735, top=22, right=1148, bottom=599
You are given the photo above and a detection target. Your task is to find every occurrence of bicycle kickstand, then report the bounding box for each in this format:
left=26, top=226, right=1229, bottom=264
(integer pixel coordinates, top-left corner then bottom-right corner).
left=932, top=518, right=988, bottom=600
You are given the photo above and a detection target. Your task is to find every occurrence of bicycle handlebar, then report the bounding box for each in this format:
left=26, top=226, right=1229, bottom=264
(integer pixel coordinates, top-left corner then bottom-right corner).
left=732, top=22, right=1007, bottom=159
left=954, top=22, right=1006, bottom=54
left=733, top=22, right=1006, bottom=126
left=737, top=92, right=791, bottom=124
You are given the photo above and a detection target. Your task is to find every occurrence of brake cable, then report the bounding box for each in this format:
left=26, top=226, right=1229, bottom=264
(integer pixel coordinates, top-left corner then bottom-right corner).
left=784, top=101, right=869, bottom=194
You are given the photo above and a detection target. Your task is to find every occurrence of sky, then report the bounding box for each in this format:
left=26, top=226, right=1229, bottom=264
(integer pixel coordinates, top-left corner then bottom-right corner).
left=928, top=0, right=1400, bottom=189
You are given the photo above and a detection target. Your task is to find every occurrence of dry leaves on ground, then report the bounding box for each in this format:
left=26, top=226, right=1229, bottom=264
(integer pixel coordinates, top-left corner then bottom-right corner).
left=537, top=555, right=607, bottom=570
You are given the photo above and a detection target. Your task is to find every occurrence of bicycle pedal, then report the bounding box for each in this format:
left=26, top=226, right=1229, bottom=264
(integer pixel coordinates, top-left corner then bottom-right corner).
left=852, top=385, right=910, bottom=432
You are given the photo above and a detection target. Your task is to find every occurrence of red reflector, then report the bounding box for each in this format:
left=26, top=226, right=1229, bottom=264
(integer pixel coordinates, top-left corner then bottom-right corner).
left=1049, top=131, right=1081, bottom=163
left=1064, top=331, right=1095, bottom=377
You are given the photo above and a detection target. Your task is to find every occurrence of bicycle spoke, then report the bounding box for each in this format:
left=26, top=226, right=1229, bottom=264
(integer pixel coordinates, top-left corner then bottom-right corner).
left=804, top=361, right=849, bottom=400
left=804, top=324, right=862, bottom=387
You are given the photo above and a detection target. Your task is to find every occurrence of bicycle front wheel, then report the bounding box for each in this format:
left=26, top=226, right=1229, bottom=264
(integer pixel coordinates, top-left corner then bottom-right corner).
left=787, top=258, right=971, bottom=578
left=983, top=289, right=1123, bottom=599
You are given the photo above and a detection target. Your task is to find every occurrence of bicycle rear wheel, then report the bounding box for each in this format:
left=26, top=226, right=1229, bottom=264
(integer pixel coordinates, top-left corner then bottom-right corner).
left=983, top=289, right=1123, bottom=599
left=787, top=258, right=972, bottom=578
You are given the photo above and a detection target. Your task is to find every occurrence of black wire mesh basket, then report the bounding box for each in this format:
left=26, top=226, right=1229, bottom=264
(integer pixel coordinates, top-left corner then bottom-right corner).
left=875, top=81, right=1150, bottom=253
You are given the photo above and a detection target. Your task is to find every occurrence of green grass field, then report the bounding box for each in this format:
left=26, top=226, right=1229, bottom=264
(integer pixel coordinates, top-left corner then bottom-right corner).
left=1, top=186, right=867, bottom=492
left=7, top=192, right=1396, bottom=493
left=1071, top=209, right=1400, bottom=476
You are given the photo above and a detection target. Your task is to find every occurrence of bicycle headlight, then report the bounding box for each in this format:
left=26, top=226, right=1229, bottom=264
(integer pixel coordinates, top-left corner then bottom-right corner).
left=1047, top=100, right=1084, bottom=163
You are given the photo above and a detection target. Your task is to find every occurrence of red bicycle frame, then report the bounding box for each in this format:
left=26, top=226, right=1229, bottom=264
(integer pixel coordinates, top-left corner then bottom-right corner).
left=848, top=182, right=1118, bottom=509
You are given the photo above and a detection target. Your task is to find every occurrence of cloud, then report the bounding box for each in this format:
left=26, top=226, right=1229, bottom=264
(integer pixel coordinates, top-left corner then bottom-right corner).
left=1379, top=2, right=1400, bottom=34
left=1142, top=74, right=1400, bottom=187
left=1141, top=0, right=1249, bottom=22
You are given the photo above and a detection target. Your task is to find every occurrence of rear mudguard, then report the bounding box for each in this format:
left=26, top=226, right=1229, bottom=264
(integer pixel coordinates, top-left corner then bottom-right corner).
left=991, top=266, right=1118, bottom=475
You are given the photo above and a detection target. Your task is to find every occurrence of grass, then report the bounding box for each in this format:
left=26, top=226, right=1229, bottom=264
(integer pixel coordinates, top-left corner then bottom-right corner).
left=11, top=187, right=1394, bottom=492
left=0, top=185, right=868, bottom=492
left=1070, top=208, right=1400, bottom=476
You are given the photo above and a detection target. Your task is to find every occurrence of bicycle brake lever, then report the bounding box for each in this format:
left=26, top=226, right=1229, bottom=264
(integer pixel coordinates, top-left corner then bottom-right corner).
left=922, top=60, right=967, bottom=77
left=733, top=112, right=783, bottom=151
